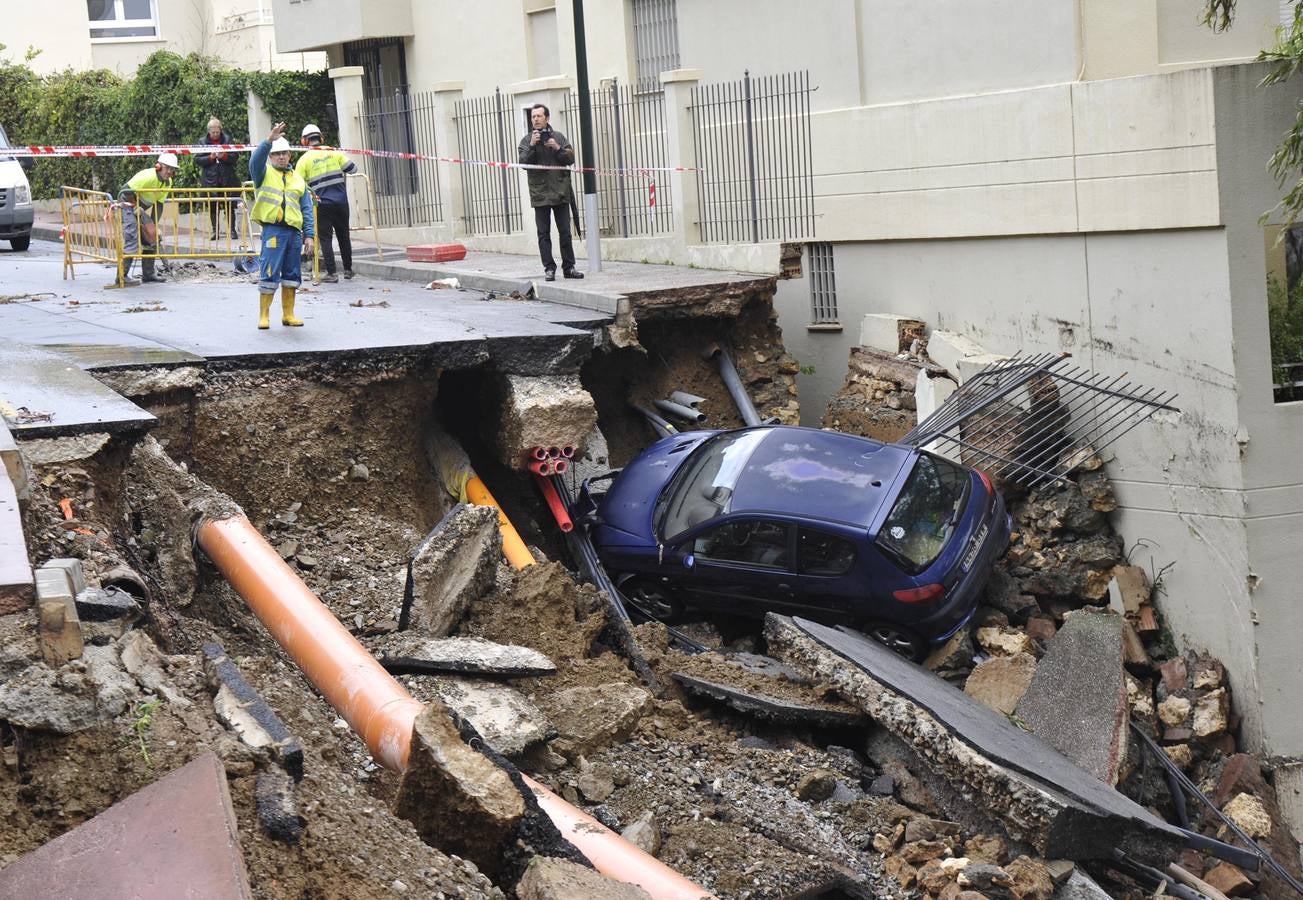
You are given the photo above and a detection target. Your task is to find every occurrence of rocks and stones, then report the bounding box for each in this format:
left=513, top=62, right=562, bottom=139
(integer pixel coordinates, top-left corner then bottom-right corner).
left=984, top=569, right=1040, bottom=624
left=1055, top=870, right=1114, bottom=899
left=1203, top=863, right=1254, bottom=897
left=620, top=810, right=661, bottom=856
left=432, top=679, right=551, bottom=758
left=0, top=643, right=137, bottom=733
left=964, top=652, right=1037, bottom=716
left=574, top=759, right=616, bottom=803
left=544, top=683, right=652, bottom=761
left=369, top=634, right=556, bottom=678
left=820, top=347, right=930, bottom=442
left=254, top=768, right=302, bottom=843
left=796, top=768, right=838, bottom=802
left=1158, top=695, right=1192, bottom=728
left=120, top=630, right=190, bottom=708
left=491, top=374, right=598, bottom=469
left=1193, top=687, right=1229, bottom=738
left=392, top=700, right=525, bottom=877
left=74, top=585, right=141, bottom=623
left=1222, top=792, right=1273, bottom=839
left=1015, top=611, right=1128, bottom=785
left=924, top=626, right=975, bottom=673
left=515, top=856, right=651, bottom=900
left=1004, top=856, right=1054, bottom=900
left=399, top=504, right=500, bottom=637
left=975, top=625, right=1033, bottom=657
left=202, top=643, right=304, bottom=780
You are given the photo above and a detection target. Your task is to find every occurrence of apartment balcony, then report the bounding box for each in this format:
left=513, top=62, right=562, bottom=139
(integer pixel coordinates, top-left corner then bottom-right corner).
left=270, top=0, right=413, bottom=52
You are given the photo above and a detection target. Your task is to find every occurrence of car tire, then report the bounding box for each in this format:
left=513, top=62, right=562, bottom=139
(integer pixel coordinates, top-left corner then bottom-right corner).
left=9, top=235, right=30, bottom=251
left=620, top=577, right=684, bottom=622
left=862, top=620, right=926, bottom=661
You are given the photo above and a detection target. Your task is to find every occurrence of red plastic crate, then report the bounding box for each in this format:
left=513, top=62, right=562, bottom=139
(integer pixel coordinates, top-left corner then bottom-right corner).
left=406, top=243, right=467, bottom=263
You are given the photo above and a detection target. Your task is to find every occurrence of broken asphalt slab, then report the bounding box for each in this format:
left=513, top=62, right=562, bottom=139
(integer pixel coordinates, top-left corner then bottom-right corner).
left=0, top=752, right=252, bottom=899
left=369, top=634, right=556, bottom=678
left=671, top=672, right=868, bottom=729
left=764, top=615, right=1186, bottom=863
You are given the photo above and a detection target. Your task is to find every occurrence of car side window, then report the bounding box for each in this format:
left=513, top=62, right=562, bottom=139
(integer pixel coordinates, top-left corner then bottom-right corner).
left=798, top=528, right=856, bottom=576
left=693, top=520, right=791, bottom=569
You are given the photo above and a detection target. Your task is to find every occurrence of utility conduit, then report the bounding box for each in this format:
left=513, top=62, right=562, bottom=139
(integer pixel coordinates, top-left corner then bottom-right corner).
left=195, top=513, right=713, bottom=899
left=464, top=476, right=535, bottom=569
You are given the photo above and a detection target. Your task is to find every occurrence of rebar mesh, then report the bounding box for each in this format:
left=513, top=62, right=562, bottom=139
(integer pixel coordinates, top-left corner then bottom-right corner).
left=902, top=353, right=1180, bottom=488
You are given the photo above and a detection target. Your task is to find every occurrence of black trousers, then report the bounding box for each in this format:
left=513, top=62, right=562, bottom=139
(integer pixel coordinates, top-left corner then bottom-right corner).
left=534, top=203, right=574, bottom=273
left=208, top=193, right=238, bottom=237
left=317, top=202, right=353, bottom=274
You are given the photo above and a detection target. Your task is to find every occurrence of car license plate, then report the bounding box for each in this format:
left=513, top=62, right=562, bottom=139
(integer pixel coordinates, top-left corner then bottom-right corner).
left=962, top=523, right=988, bottom=571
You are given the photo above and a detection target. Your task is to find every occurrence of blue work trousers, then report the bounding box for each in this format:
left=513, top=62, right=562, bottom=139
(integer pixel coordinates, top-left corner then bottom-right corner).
left=257, top=222, right=303, bottom=294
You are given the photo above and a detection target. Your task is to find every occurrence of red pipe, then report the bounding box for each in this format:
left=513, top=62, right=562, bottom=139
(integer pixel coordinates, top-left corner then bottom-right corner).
left=527, top=459, right=555, bottom=476
left=197, top=514, right=713, bottom=899
left=530, top=446, right=549, bottom=461
left=553, top=458, right=568, bottom=474
left=535, top=474, right=574, bottom=533
left=560, top=445, right=576, bottom=459
left=546, top=445, right=561, bottom=458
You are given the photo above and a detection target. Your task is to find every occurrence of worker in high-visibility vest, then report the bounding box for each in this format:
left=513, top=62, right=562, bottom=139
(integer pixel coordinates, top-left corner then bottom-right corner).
left=118, top=152, right=178, bottom=284
left=295, top=123, right=357, bottom=283
left=250, top=122, right=315, bottom=329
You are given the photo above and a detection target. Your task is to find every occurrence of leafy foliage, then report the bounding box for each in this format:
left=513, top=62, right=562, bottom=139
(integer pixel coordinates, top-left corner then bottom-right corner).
left=1266, top=275, right=1303, bottom=400
left=0, top=49, right=334, bottom=199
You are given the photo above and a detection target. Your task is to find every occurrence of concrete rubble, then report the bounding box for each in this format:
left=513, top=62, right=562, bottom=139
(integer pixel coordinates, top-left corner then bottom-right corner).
left=490, top=374, right=598, bottom=468
left=429, top=678, right=552, bottom=758
left=400, top=503, right=501, bottom=636
left=369, top=633, right=556, bottom=678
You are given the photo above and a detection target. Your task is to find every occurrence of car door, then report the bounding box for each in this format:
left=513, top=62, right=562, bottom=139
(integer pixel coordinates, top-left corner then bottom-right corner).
left=679, top=517, right=799, bottom=616
left=787, top=526, right=860, bottom=622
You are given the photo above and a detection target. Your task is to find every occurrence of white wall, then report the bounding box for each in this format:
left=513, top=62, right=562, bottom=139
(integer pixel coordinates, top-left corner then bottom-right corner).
left=7, top=0, right=93, bottom=74
left=1083, top=0, right=1281, bottom=79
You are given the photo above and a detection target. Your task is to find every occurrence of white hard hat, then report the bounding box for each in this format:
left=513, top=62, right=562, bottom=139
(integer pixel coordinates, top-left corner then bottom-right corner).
left=157, top=152, right=179, bottom=168
left=301, top=123, right=321, bottom=139
left=269, top=138, right=292, bottom=153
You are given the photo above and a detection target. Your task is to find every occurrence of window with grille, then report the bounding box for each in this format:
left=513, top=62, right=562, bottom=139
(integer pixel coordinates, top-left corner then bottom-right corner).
left=808, top=242, right=838, bottom=325
left=87, top=0, right=158, bottom=39
left=632, top=0, right=680, bottom=90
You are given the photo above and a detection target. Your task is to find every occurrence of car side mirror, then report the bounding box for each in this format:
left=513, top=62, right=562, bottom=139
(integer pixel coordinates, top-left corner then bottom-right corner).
left=683, top=554, right=694, bottom=569
left=18, top=157, right=33, bottom=172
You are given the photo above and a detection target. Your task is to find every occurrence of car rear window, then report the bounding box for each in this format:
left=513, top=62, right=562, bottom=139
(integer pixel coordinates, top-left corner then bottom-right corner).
left=875, top=453, right=970, bottom=575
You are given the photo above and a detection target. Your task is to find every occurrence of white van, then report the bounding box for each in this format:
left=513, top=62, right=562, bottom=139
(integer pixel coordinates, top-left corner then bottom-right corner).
left=0, top=123, right=34, bottom=252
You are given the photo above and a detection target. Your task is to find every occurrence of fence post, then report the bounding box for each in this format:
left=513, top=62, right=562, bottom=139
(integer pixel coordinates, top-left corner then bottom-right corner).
left=660, top=68, right=703, bottom=251
left=328, top=66, right=369, bottom=228
left=430, top=82, right=466, bottom=239
left=611, top=78, right=630, bottom=239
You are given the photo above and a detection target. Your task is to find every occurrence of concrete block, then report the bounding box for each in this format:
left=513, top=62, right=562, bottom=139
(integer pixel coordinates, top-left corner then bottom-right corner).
left=517, top=856, right=652, bottom=900
left=546, top=683, right=652, bottom=761
left=955, top=351, right=1012, bottom=384
left=860, top=313, right=926, bottom=354
left=202, top=643, right=303, bottom=780
left=399, top=504, right=501, bottom=637
left=964, top=652, right=1037, bottom=715
left=494, top=374, right=598, bottom=469
left=368, top=634, right=556, bottom=677
left=42, top=558, right=88, bottom=595
left=926, top=330, right=991, bottom=378
left=34, top=567, right=74, bottom=605
left=1272, top=761, right=1303, bottom=869
left=0, top=469, right=33, bottom=614
left=0, top=418, right=28, bottom=501
left=915, top=372, right=957, bottom=423
left=433, top=678, right=551, bottom=757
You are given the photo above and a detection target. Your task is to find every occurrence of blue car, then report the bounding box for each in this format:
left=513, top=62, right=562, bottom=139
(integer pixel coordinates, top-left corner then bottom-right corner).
left=579, top=425, right=1011, bottom=659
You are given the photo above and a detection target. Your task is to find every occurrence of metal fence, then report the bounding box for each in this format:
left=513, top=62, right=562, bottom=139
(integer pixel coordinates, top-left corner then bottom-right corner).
left=563, top=79, right=673, bottom=239
left=356, top=88, right=444, bottom=228
left=453, top=88, right=524, bottom=236
left=690, top=70, right=816, bottom=244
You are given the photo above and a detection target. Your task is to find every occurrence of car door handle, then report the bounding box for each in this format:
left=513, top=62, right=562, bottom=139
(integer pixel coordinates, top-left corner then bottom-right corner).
left=777, top=583, right=792, bottom=590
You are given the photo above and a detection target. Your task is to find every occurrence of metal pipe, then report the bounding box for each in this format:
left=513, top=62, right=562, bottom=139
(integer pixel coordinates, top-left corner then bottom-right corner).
left=196, top=514, right=711, bottom=899
left=632, top=403, right=677, bottom=439
left=653, top=398, right=707, bottom=424
left=704, top=343, right=761, bottom=426
left=669, top=390, right=707, bottom=409
left=465, top=476, right=536, bottom=569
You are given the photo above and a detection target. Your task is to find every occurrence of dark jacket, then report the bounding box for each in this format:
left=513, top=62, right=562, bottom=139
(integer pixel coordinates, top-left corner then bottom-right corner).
left=196, top=132, right=239, bottom=188
left=517, top=128, right=575, bottom=208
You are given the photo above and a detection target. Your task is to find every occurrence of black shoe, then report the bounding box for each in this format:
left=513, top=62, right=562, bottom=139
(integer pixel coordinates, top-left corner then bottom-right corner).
left=141, top=273, right=166, bottom=283
left=544, top=270, right=556, bottom=282
left=563, top=268, right=584, bottom=279
left=343, top=269, right=354, bottom=280
left=320, top=272, right=338, bottom=284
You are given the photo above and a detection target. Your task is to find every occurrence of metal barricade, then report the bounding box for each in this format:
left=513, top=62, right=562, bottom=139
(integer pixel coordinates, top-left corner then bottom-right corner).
left=60, top=187, right=122, bottom=282
left=346, top=171, right=384, bottom=261
left=112, top=186, right=259, bottom=287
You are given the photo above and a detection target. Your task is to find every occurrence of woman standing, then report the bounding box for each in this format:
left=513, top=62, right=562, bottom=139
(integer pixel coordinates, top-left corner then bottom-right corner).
left=196, top=117, right=240, bottom=241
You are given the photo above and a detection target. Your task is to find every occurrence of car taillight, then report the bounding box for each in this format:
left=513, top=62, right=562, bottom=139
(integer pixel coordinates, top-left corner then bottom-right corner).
left=893, top=583, right=945, bottom=604
left=977, top=469, right=994, bottom=496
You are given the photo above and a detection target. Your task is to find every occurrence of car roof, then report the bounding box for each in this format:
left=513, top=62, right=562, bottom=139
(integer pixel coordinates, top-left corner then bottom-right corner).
left=726, top=426, right=916, bottom=529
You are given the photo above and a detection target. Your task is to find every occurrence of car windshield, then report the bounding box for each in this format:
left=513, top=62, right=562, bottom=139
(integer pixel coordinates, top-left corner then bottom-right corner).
left=0, top=124, right=11, bottom=151
left=658, top=429, right=770, bottom=539
left=875, top=452, right=970, bottom=575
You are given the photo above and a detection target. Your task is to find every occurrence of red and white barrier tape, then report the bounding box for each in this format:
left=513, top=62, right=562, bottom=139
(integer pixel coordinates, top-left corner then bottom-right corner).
left=5, top=142, right=703, bottom=176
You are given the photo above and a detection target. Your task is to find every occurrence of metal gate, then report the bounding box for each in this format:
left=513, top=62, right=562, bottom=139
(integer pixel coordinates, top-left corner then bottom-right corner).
left=355, top=88, right=444, bottom=228
left=690, top=70, right=816, bottom=244
left=453, top=88, right=523, bottom=236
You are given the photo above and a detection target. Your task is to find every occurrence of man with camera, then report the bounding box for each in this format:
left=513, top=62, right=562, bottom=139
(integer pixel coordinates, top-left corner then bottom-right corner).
left=517, top=104, right=583, bottom=281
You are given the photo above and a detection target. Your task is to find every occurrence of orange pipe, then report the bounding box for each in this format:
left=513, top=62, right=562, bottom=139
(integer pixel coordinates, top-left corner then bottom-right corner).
left=196, top=516, right=424, bottom=771
left=527, top=778, right=717, bottom=899
left=465, top=475, right=535, bottom=569
left=197, top=513, right=713, bottom=899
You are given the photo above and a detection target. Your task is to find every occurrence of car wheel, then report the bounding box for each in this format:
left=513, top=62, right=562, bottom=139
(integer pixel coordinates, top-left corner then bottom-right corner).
left=862, top=620, right=925, bottom=661
left=620, top=577, right=683, bottom=622
left=9, top=235, right=30, bottom=251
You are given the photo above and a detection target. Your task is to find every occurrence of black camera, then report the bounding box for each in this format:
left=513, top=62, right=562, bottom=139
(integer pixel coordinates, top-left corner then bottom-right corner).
left=537, top=126, right=553, bottom=142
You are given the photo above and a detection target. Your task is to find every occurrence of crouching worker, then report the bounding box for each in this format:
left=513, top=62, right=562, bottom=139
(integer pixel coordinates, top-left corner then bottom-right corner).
left=119, top=152, right=178, bottom=284
left=251, top=122, right=315, bottom=329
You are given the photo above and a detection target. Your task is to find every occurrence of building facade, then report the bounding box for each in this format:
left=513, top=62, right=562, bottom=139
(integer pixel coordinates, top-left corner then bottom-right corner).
left=265, top=0, right=1297, bottom=760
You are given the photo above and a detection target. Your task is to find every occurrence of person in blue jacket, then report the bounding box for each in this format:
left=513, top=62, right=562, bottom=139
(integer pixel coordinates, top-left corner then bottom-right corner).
left=250, top=122, right=315, bottom=329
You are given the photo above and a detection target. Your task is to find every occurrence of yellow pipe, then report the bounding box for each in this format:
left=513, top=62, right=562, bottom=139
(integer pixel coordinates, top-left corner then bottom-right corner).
left=465, top=475, right=535, bottom=569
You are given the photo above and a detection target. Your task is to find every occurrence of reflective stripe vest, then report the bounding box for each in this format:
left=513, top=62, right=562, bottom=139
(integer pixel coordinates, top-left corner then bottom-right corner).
left=294, top=149, right=352, bottom=205
left=126, top=168, right=171, bottom=207
left=252, top=164, right=308, bottom=230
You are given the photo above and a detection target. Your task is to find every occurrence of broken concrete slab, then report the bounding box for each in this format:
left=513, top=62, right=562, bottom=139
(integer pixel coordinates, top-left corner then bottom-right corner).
left=860, top=313, right=926, bottom=354
left=0, top=642, right=137, bottom=733
left=368, top=633, right=556, bottom=678
left=1015, top=611, right=1128, bottom=786
left=516, top=855, right=652, bottom=900
left=765, top=616, right=1184, bottom=863
left=672, top=672, right=868, bottom=729
left=399, top=503, right=500, bottom=637
left=1108, top=565, right=1149, bottom=615
left=492, top=374, right=598, bottom=468
left=202, top=643, right=303, bottom=780
left=120, top=630, right=190, bottom=708
left=75, top=585, right=142, bottom=622
left=433, top=678, right=551, bottom=757
left=393, top=700, right=526, bottom=876
left=0, top=467, right=33, bottom=615
left=0, top=417, right=28, bottom=500
left=1055, top=869, right=1114, bottom=899
left=926, top=331, right=993, bottom=381
left=0, top=752, right=251, bottom=898
left=964, top=652, right=1037, bottom=716
left=545, top=682, right=652, bottom=761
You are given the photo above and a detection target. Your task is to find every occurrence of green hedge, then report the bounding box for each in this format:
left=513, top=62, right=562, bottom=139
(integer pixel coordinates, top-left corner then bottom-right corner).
left=0, top=49, right=336, bottom=199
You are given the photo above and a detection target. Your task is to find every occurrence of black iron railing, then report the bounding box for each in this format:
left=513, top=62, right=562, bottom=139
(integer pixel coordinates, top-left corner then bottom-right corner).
left=563, top=79, right=673, bottom=239
left=355, top=87, right=443, bottom=228
left=453, top=88, right=523, bottom=236
left=690, top=70, right=816, bottom=244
